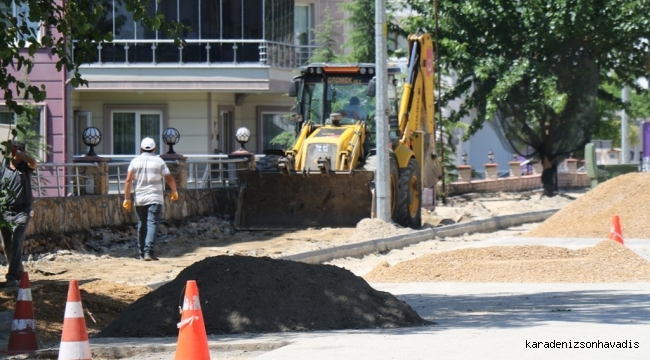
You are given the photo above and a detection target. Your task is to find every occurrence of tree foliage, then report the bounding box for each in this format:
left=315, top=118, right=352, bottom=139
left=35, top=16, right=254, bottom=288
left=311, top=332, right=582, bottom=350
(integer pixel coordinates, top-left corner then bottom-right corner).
left=403, top=0, right=650, bottom=195
left=0, top=0, right=183, bottom=116
left=339, top=0, right=402, bottom=63
left=309, top=5, right=339, bottom=63
left=593, top=82, right=650, bottom=149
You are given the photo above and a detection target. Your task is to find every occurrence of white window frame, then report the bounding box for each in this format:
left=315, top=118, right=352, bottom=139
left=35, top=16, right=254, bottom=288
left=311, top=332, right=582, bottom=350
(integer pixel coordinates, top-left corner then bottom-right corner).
left=0, top=103, right=47, bottom=161
left=103, top=104, right=168, bottom=155
left=257, top=106, right=293, bottom=153
left=110, top=110, right=164, bottom=155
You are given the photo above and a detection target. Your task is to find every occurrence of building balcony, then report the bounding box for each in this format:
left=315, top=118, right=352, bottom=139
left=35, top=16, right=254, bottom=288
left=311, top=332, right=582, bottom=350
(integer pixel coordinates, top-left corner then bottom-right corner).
left=74, top=39, right=319, bottom=92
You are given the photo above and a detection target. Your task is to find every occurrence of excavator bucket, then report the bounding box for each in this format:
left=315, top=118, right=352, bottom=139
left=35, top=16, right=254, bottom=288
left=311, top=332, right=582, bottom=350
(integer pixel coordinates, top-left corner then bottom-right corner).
left=235, top=170, right=374, bottom=230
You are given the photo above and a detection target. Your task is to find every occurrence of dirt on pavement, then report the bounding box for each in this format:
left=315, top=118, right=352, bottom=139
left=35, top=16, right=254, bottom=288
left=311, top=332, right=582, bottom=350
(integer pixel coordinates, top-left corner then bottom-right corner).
left=0, top=189, right=586, bottom=350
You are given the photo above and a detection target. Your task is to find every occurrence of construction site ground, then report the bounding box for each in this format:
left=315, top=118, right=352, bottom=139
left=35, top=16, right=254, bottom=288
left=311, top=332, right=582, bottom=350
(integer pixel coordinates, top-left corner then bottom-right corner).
left=1, top=174, right=650, bottom=359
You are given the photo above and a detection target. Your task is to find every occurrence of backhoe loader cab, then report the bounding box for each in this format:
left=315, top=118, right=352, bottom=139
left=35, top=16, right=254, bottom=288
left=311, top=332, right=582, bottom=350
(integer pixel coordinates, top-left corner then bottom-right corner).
left=289, top=64, right=402, bottom=147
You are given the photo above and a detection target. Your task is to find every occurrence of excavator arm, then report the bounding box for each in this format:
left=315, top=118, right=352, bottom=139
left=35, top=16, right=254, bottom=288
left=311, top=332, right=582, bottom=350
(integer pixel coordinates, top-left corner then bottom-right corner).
left=391, top=32, right=441, bottom=228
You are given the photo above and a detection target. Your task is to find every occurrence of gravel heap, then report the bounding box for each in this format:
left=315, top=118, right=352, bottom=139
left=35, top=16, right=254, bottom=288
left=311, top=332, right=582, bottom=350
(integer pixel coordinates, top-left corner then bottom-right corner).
left=363, top=240, right=650, bottom=283
left=526, top=172, right=650, bottom=238
left=354, top=218, right=415, bottom=240
left=97, top=255, right=430, bottom=337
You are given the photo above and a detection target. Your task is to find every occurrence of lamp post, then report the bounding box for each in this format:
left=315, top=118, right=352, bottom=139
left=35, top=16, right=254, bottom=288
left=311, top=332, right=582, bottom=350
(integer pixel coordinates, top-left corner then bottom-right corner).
left=229, top=127, right=254, bottom=177
left=162, top=127, right=181, bottom=154
left=461, top=151, right=467, bottom=165
left=82, top=127, right=102, bottom=157
left=488, top=150, right=494, bottom=163
left=512, top=153, right=518, bottom=161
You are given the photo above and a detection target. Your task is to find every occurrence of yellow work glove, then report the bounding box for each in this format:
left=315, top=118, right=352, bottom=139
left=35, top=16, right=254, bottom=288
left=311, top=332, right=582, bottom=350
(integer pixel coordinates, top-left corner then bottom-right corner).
left=170, top=191, right=179, bottom=201
left=122, top=200, right=132, bottom=211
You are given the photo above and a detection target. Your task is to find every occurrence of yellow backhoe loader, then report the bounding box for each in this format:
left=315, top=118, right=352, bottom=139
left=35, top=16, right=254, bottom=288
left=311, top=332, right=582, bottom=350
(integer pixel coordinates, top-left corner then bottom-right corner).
left=235, top=32, right=440, bottom=230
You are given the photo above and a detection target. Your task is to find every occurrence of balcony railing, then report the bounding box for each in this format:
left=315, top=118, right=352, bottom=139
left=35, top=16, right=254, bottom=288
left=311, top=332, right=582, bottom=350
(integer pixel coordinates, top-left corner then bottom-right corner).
left=75, top=39, right=320, bottom=69
left=33, top=154, right=261, bottom=198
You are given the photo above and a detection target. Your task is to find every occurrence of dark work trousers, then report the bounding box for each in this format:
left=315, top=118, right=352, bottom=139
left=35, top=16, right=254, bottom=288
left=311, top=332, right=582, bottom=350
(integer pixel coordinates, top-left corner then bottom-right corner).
left=1, top=210, right=30, bottom=282
left=135, top=203, right=163, bottom=256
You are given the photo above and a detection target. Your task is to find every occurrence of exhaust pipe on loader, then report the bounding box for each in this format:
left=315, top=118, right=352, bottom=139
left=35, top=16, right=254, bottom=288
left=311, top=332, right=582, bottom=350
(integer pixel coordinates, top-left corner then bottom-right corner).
left=235, top=170, right=374, bottom=230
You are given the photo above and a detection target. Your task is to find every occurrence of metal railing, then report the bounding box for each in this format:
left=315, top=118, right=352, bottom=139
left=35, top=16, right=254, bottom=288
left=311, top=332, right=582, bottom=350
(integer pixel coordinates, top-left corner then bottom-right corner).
left=32, top=154, right=255, bottom=198
left=75, top=39, right=320, bottom=69
left=34, top=162, right=97, bottom=197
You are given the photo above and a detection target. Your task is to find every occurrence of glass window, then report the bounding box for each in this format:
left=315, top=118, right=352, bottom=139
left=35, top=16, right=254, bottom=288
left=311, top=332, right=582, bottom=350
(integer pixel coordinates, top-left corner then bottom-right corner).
left=73, top=112, right=92, bottom=156
left=261, top=112, right=294, bottom=151
left=112, top=111, right=162, bottom=154
left=0, top=2, right=41, bottom=43
left=0, top=106, right=47, bottom=161
left=220, top=111, right=233, bottom=153
left=294, top=5, right=310, bottom=46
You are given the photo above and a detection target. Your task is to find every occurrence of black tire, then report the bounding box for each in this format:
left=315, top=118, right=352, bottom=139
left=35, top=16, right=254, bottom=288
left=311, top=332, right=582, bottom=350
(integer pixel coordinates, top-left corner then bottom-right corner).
left=364, top=153, right=399, bottom=220
left=395, top=157, right=422, bottom=229
left=255, top=154, right=281, bottom=171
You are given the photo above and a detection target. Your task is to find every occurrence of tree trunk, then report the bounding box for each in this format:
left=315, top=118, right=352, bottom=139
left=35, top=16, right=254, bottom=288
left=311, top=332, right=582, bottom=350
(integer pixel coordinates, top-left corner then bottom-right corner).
left=541, top=156, right=558, bottom=197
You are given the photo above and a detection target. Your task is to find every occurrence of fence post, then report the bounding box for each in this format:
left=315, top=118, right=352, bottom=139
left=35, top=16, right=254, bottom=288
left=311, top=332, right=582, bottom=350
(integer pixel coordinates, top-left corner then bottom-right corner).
left=72, top=156, right=110, bottom=195
left=160, top=153, right=188, bottom=190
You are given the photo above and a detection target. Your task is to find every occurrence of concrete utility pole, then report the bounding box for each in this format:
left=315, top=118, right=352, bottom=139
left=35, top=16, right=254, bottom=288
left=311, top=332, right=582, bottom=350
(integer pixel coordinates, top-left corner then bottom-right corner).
left=375, top=0, right=390, bottom=222
left=621, top=86, right=630, bottom=164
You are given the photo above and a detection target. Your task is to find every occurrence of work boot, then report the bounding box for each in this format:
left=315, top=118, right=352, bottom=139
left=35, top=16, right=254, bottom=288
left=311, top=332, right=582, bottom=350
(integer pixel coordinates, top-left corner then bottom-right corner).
left=144, top=253, right=159, bottom=261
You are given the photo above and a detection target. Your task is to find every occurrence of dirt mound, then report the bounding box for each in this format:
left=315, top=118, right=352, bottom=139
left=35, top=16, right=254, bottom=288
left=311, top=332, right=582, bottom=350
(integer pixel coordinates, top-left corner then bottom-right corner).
left=97, top=255, right=430, bottom=338
left=363, top=240, right=650, bottom=283
left=525, top=172, right=650, bottom=238
left=354, top=218, right=414, bottom=240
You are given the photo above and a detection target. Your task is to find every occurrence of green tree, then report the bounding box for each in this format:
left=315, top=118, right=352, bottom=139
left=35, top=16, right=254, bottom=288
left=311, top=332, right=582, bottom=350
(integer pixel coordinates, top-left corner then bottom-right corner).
left=309, top=6, right=339, bottom=63
left=404, top=0, right=650, bottom=196
left=593, top=82, right=650, bottom=149
left=339, top=0, right=402, bottom=62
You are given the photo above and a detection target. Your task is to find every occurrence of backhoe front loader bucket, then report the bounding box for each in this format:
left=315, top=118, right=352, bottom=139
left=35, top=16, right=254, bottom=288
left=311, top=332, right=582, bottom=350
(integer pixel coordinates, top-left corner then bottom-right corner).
left=235, top=170, right=374, bottom=230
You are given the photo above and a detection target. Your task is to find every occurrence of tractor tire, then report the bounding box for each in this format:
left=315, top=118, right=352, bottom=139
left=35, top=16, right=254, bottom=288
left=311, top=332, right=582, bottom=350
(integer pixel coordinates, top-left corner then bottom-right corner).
left=364, top=153, right=399, bottom=220
left=395, top=157, right=422, bottom=229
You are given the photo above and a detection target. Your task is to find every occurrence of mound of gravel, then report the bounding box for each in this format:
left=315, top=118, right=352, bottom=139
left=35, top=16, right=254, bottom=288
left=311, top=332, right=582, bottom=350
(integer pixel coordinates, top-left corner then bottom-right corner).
left=97, top=255, right=430, bottom=338
left=525, top=172, right=650, bottom=238
left=354, top=218, right=414, bottom=240
left=363, top=240, right=650, bottom=283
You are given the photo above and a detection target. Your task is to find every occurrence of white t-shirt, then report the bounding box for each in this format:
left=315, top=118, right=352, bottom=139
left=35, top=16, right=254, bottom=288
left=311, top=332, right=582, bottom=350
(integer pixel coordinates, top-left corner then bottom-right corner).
left=128, top=152, right=171, bottom=206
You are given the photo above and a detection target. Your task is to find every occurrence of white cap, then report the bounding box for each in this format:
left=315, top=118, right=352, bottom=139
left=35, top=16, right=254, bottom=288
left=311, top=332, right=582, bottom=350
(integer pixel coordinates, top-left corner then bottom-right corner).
left=141, top=137, right=156, bottom=150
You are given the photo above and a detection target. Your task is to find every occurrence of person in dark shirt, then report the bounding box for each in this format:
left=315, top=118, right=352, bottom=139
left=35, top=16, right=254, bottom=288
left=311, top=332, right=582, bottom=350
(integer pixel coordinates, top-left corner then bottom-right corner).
left=0, top=141, right=37, bottom=288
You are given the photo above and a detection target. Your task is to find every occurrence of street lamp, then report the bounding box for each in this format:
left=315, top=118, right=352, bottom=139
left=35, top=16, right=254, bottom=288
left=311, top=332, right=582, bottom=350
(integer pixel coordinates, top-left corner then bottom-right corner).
left=461, top=151, right=468, bottom=165
left=82, top=127, right=102, bottom=157
left=162, top=127, right=181, bottom=154
left=235, top=127, right=251, bottom=151
left=488, top=150, right=494, bottom=163
left=512, top=153, right=518, bottom=161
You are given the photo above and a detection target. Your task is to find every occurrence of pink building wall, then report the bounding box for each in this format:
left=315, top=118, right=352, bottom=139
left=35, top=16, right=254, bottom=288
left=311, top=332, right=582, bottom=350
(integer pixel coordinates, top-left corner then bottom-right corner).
left=0, top=50, right=66, bottom=164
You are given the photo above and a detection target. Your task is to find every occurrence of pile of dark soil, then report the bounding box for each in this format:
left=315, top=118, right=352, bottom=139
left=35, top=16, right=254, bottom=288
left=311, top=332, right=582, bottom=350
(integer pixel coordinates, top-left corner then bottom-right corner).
left=97, top=255, right=430, bottom=337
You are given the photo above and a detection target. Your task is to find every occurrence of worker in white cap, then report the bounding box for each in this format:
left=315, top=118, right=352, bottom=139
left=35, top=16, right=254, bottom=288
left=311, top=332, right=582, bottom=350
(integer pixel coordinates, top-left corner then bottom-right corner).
left=123, top=137, right=178, bottom=261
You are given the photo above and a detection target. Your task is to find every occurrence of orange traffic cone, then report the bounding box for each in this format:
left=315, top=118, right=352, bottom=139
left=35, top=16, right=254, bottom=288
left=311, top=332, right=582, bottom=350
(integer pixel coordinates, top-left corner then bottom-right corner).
left=58, top=280, right=91, bottom=360
left=7, top=271, right=38, bottom=355
left=175, top=280, right=210, bottom=360
left=609, top=215, right=625, bottom=245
